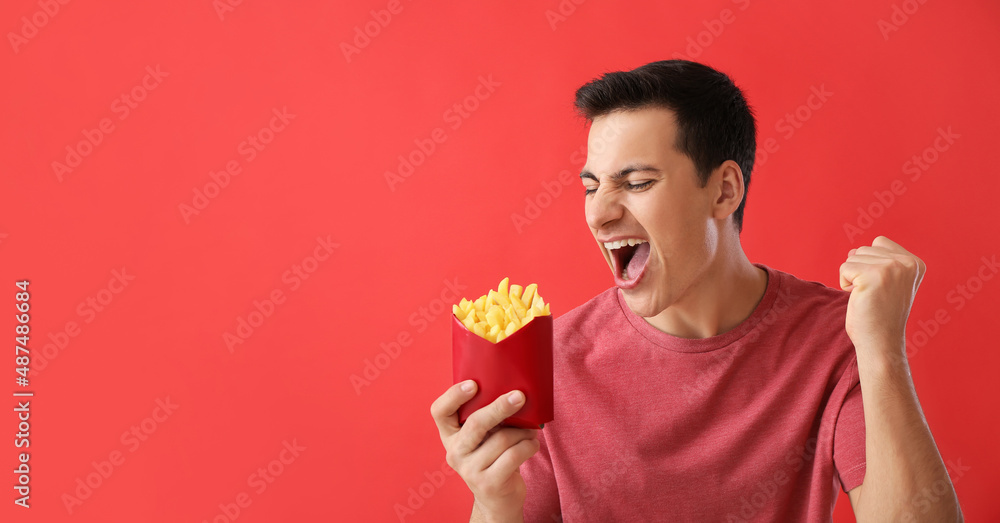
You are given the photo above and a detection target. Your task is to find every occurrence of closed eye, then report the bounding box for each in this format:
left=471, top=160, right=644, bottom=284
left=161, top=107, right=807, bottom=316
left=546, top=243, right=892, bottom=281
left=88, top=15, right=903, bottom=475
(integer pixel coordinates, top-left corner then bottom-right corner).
left=583, top=180, right=654, bottom=196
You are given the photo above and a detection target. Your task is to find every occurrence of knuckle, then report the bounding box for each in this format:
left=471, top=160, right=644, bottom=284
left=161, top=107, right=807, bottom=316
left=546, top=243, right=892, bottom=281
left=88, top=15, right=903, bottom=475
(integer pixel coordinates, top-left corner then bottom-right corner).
left=467, top=468, right=490, bottom=489
left=491, top=429, right=516, bottom=449
left=447, top=451, right=469, bottom=478
left=463, top=415, right=487, bottom=436
left=430, top=392, right=450, bottom=417
left=495, top=402, right=508, bottom=418
left=524, top=437, right=541, bottom=455
left=429, top=401, right=447, bottom=421
left=448, top=453, right=472, bottom=480
left=430, top=386, right=462, bottom=420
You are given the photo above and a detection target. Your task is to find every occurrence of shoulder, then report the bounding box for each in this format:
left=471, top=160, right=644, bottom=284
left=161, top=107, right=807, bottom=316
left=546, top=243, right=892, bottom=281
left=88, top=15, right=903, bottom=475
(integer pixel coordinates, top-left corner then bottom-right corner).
left=764, top=264, right=857, bottom=361
left=552, top=287, right=622, bottom=342
left=767, top=264, right=851, bottom=317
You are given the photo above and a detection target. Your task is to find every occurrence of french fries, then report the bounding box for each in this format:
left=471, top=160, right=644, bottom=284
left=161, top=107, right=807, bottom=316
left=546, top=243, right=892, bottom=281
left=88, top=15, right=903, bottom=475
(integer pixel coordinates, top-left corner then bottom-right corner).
left=452, top=277, right=550, bottom=343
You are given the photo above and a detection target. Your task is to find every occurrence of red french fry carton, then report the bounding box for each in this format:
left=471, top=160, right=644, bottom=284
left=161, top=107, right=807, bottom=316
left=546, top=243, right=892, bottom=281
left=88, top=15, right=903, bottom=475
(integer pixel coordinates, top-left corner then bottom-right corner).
left=452, top=313, right=553, bottom=429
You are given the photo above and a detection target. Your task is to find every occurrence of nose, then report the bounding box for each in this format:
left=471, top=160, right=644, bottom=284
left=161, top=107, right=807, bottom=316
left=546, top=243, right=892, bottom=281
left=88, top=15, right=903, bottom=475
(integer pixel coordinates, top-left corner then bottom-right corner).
left=585, top=185, right=623, bottom=231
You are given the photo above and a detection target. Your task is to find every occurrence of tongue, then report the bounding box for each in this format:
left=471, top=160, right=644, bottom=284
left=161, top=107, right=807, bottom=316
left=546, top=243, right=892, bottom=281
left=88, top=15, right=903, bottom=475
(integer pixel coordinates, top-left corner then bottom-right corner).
left=626, top=242, right=650, bottom=277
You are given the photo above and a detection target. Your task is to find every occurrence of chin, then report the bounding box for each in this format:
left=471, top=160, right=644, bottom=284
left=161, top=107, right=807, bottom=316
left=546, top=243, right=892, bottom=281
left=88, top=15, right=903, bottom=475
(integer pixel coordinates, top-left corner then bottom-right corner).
left=620, top=289, right=666, bottom=318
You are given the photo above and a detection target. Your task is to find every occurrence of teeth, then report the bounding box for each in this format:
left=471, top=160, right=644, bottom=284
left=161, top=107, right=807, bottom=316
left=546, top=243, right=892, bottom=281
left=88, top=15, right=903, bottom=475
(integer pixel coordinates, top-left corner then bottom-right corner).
left=603, top=239, right=647, bottom=251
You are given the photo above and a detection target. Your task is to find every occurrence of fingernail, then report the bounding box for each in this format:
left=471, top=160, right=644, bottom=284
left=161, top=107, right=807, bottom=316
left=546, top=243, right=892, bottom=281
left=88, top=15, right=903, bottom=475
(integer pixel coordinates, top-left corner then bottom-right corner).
left=461, top=381, right=475, bottom=393
left=507, top=391, right=524, bottom=405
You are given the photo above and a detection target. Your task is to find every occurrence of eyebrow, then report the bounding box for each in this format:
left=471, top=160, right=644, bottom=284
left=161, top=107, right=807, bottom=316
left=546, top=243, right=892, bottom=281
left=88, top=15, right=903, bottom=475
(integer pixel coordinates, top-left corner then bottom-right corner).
left=579, top=163, right=660, bottom=182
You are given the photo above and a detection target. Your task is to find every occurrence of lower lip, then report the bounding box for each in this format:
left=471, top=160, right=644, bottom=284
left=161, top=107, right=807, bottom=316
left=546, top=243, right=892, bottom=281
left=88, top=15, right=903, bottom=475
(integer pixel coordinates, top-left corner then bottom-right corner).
left=613, top=254, right=649, bottom=290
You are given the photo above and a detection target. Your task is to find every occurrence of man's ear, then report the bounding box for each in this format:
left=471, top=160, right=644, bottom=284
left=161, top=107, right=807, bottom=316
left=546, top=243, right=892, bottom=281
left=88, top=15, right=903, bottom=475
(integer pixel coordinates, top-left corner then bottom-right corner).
left=710, top=160, right=745, bottom=221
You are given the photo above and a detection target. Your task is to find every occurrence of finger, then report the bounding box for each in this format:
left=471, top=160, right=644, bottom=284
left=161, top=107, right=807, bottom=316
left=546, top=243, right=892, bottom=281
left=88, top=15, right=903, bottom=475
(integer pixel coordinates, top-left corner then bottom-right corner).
left=453, top=390, right=528, bottom=456
left=467, top=427, right=539, bottom=473
left=850, top=249, right=924, bottom=275
left=852, top=247, right=925, bottom=275
left=871, top=235, right=904, bottom=252
left=845, top=253, right=895, bottom=266
left=839, top=260, right=871, bottom=291
left=852, top=245, right=895, bottom=257
left=470, top=428, right=541, bottom=483
left=872, top=236, right=919, bottom=261
left=840, top=255, right=891, bottom=290
left=430, top=380, right=478, bottom=441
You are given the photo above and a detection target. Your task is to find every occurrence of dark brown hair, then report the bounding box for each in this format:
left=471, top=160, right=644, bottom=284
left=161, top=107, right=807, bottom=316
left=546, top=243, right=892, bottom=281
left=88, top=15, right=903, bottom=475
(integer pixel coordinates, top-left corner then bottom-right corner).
left=574, top=60, right=757, bottom=233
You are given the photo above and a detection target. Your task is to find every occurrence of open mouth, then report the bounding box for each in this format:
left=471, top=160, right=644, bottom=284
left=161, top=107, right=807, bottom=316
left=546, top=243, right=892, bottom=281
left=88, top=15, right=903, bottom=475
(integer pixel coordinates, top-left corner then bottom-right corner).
left=605, top=239, right=651, bottom=285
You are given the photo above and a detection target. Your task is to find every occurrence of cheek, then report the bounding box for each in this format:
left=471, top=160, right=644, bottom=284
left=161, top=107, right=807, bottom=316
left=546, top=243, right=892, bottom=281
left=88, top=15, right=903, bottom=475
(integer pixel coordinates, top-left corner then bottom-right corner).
left=646, top=199, right=709, bottom=261
left=640, top=198, right=684, bottom=246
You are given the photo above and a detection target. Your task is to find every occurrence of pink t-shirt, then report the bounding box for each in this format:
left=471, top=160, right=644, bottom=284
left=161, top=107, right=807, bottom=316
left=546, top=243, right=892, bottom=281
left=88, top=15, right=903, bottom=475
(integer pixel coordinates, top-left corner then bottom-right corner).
left=520, top=263, right=866, bottom=522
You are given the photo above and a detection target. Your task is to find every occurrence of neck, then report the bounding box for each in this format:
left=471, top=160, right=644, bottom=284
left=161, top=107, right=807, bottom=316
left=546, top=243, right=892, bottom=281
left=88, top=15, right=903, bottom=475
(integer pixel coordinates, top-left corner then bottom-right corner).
left=644, top=233, right=768, bottom=339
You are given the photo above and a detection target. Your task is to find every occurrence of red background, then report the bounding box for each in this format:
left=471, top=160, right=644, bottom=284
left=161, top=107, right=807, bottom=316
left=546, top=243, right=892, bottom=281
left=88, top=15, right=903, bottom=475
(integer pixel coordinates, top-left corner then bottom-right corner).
left=2, top=0, right=998, bottom=521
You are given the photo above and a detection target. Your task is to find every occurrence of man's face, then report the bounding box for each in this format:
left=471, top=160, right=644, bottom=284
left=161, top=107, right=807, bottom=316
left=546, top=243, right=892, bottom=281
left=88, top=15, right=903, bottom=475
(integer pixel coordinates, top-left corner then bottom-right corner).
left=581, top=106, right=720, bottom=318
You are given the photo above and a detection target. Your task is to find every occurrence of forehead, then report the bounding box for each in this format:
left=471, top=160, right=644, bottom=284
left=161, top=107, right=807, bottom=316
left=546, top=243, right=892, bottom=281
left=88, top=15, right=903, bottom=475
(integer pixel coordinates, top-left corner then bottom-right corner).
left=585, top=107, right=680, bottom=171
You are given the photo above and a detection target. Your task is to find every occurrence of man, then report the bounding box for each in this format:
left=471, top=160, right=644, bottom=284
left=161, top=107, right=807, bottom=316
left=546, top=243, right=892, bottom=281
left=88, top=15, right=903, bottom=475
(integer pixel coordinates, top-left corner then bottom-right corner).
left=430, top=60, right=962, bottom=522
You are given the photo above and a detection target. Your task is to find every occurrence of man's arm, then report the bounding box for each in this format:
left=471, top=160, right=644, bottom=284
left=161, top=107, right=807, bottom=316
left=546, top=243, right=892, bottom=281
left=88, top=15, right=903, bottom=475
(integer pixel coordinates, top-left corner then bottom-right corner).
left=846, top=347, right=962, bottom=521
left=839, top=236, right=962, bottom=522
left=470, top=499, right=522, bottom=523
